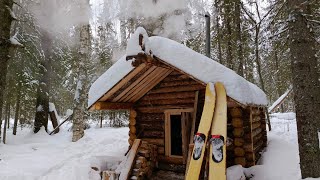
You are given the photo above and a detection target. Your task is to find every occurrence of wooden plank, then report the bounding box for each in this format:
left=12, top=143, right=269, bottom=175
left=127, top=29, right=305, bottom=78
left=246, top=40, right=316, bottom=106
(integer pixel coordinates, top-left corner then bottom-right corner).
left=99, top=64, right=146, bottom=102
left=162, top=74, right=191, bottom=82
left=181, top=112, right=188, bottom=164
left=158, top=155, right=184, bottom=165
left=129, top=69, right=172, bottom=102
left=138, top=98, right=194, bottom=106
left=140, top=91, right=195, bottom=101
left=119, top=139, right=141, bottom=180
left=120, top=68, right=166, bottom=102
left=93, top=102, right=133, bottom=110
left=137, top=104, right=194, bottom=113
left=148, top=84, right=205, bottom=94
left=189, top=91, right=199, bottom=144
left=112, top=66, right=157, bottom=102
left=165, top=112, right=170, bottom=156
left=158, top=79, right=199, bottom=88
left=249, top=107, right=256, bottom=165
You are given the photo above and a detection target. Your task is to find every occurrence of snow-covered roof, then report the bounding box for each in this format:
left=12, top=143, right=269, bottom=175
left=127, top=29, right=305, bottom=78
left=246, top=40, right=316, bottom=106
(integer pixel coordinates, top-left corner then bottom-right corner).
left=88, top=27, right=268, bottom=108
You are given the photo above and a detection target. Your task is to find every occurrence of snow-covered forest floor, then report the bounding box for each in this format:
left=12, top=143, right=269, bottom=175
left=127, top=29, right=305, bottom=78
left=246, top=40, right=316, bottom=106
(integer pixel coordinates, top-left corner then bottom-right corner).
left=0, top=113, right=319, bottom=180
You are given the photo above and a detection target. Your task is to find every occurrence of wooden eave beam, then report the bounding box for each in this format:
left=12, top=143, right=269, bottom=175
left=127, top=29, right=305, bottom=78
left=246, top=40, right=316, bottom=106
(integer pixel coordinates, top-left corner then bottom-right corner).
left=93, top=102, right=133, bottom=110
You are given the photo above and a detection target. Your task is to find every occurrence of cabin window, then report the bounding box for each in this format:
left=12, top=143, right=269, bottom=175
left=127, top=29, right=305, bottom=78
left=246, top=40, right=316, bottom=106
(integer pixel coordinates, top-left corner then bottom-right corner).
left=165, top=109, right=193, bottom=162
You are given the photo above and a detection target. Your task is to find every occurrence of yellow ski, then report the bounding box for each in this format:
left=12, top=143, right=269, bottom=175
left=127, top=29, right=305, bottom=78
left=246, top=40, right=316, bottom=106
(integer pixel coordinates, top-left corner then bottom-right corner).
left=209, top=82, right=227, bottom=180
left=186, top=83, right=216, bottom=180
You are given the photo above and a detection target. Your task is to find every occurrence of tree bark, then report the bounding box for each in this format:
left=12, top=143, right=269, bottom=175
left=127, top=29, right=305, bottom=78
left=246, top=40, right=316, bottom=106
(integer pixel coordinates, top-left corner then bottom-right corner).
left=72, top=24, right=91, bottom=142
left=34, top=30, right=52, bottom=133
left=235, top=0, right=244, bottom=77
left=13, top=67, right=22, bottom=135
left=288, top=0, right=320, bottom=178
left=0, top=0, right=14, bottom=142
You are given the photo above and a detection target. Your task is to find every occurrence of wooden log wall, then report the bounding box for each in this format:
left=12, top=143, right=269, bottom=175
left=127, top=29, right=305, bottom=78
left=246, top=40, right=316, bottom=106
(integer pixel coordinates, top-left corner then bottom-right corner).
left=133, top=71, right=205, bottom=166
left=129, top=109, right=137, bottom=146
left=227, top=106, right=267, bottom=168
left=130, top=140, right=158, bottom=180
left=243, top=107, right=267, bottom=167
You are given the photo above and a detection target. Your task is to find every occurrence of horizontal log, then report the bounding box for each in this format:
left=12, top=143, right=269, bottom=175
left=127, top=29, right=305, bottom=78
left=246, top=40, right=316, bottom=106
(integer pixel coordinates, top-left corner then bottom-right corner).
left=129, top=118, right=136, bottom=126
left=130, top=125, right=136, bottom=134
left=244, top=141, right=264, bottom=153
left=158, top=79, right=199, bottom=88
left=245, top=153, right=255, bottom=162
left=234, top=147, right=245, bottom=157
left=136, top=105, right=194, bottom=113
left=253, top=133, right=263, bottom=144
left=252, top=116, right=261, bottom=123
left=233, top=128, right=244, bottom=137
left=232, top=118, right=243, bottom=128
left=246, top=161, right=255, bottom=167
left=252, top=122, right=262, bottom=130
left=234, top=157, right=246, bottom=167
left=158, top=147, right=165, bottom=155
left=244, top=128, right=262, bottom=141
left=130, top=110, right=137, bottom=118
left=230, top=108, right=242, bottom=118
left=138, top=98, right=194, bottom=106
left=93, top=102, right=133, bottom=110
left=142, top=138, right=164, bottom=146
left=162, top=74, right=190, bottom=82
left=142, top=130, right=164, bottom=138
left=234, top=138, right=245, bottom=147
left=137, top=123, right=164, bottom=131
left=136, top=114, right=164, bottom=122
left=149, top=84, right=205, bottom=94
left=158, top=155, right=184, bottom=165
left=252, top=108, right=261, bottom=115
left=141, top=91, right=195, bottom=101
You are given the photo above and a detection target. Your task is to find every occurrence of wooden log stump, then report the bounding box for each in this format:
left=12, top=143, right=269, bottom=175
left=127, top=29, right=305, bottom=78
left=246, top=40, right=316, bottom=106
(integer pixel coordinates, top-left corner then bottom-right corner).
left=232, top=118, right=243, bottom=128
left=230, top=108, right=242, bottom=117
left=234, top=138, right=245, bottom=146
left=233, top=128, right=244, bottom=137
left=234, top=157, right=246, bottom=167
left=234, top=147, right=245, bottom=156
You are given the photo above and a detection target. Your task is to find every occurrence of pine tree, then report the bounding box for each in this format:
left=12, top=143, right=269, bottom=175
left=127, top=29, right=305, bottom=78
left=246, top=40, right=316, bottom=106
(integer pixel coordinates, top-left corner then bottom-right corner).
left=0, top=0, right=14, bottom=142
left=288, top=0, right=320, bottom=177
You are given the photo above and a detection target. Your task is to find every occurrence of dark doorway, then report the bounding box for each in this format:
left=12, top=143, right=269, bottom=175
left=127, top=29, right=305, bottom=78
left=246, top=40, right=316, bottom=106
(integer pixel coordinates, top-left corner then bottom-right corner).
left=170, top=114, right=182, bottom=156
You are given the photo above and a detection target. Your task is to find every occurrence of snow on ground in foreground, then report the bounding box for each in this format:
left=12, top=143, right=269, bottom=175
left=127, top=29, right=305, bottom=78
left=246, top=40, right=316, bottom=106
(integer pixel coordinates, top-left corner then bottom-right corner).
left=228, top=112, right=319, bottom=180
left=0, top=125, right=128, bottom=180
left=1, top=113, right=319, bottom=180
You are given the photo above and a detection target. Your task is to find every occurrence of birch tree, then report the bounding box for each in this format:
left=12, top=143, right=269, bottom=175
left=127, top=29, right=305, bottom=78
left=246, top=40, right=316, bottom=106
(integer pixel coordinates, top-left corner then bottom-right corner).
left=72, top=0, right=91, bottom=142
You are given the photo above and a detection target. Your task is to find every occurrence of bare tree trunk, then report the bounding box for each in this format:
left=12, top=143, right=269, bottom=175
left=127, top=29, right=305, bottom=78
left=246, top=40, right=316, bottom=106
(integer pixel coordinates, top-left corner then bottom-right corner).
left=214, top=0, right=223, bottom=64
left=235, top=0, right=244, bottom=77
left=254, top=26, right=266, bottom=92
left=3, top=101, right=9, bottom=143
left=0, top=0, right=14, bottom=142
left=13, top=73, right=22, bottom=135
left=72, top=23, right=91, bottom=142
left=288, top=1, right=320, bottom=178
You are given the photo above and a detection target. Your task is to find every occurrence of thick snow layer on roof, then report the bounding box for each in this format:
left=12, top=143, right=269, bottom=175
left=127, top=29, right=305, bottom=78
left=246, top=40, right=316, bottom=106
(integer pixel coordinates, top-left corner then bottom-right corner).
left=88, top=28, right=268, bottom=107
left=148, top=36, right=267, bottom=105
left=88, top=56, right=134, bottom=107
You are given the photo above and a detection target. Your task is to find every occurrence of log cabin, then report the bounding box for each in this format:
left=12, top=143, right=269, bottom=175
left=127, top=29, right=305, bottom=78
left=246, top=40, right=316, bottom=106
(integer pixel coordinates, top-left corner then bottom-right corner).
left=88, top=27, right=268, bottom=179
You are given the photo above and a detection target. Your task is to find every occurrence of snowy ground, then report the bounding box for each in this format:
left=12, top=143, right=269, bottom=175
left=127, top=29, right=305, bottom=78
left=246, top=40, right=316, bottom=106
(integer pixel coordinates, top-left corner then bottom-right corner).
left=0, top=122, right=128, bottom=180
left=0, top=113, right=319, bottom=180
left=228, top=112, right=319, bottom=180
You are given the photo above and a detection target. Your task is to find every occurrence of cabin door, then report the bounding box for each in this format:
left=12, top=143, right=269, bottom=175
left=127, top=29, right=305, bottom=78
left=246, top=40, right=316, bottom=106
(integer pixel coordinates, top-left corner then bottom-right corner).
left=165, top=109, right=193, bottom=164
